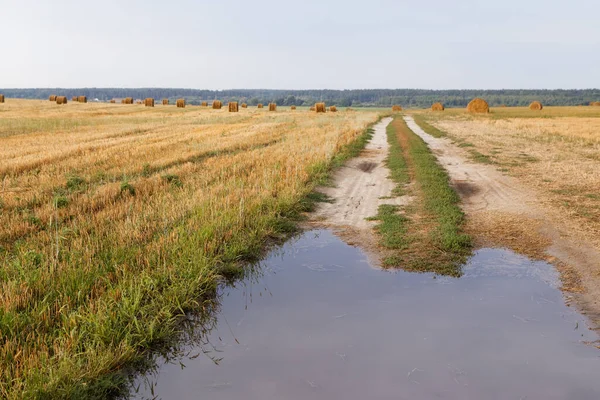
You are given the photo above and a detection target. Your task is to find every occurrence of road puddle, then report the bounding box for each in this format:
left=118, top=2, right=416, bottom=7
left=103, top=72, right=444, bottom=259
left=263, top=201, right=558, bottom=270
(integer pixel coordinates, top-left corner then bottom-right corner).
left=131, top=230, right=600, bottom=399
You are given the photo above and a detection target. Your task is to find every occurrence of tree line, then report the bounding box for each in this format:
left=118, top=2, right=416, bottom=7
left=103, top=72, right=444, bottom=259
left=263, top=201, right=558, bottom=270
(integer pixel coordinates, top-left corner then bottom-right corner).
left=1, top=88, right=599, bottom=107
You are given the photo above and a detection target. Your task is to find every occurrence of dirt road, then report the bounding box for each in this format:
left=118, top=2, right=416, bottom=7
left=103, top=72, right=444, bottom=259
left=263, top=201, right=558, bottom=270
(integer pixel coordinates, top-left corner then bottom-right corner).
left=404, top=115, right=600, bottom=330
left=310, top=117, right=407, bottom=263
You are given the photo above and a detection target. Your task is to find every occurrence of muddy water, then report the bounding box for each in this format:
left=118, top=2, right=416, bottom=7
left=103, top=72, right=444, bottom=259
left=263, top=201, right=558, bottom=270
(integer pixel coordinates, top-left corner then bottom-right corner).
left=132, top=230, right=600, bottom=400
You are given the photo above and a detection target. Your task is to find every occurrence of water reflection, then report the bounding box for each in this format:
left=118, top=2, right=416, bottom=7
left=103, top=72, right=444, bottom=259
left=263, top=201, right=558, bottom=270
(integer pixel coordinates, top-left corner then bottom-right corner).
left=131, top=230, right=600, bottom=400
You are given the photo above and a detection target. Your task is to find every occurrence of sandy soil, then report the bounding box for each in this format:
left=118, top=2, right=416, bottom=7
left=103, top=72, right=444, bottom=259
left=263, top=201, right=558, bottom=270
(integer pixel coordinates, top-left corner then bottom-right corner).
left=404, top=116, right=600, bottom=330
left=309, top=117, right=409, bottom=264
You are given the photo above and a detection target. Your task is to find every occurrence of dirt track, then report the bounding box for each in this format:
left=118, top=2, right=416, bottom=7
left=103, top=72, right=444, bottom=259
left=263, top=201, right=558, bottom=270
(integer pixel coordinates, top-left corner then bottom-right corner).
left=405, top=116, right=600, bottom=330
left=310, top=117, right=407, bottom=263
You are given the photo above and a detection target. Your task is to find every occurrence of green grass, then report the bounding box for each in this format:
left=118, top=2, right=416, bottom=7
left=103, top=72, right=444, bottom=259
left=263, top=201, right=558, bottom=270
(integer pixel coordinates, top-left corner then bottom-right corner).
left=371, top=117, right=471, bottom=277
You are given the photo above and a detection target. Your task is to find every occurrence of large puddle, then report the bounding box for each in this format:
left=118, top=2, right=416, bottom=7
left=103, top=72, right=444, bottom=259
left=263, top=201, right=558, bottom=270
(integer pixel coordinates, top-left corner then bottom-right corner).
left=131, top=230, right=600, bottom=399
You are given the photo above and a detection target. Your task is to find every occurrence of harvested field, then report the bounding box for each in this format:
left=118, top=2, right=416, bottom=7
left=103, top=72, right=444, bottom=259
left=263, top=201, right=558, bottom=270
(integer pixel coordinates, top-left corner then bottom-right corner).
left=410, top=106, right=600, bottom=328
left=0, top=99, right=381, bottom=398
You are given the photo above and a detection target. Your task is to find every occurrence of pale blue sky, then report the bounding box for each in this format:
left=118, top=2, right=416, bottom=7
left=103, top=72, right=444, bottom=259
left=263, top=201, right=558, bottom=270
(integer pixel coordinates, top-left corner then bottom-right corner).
left=1, top=0, right=598, bottom=89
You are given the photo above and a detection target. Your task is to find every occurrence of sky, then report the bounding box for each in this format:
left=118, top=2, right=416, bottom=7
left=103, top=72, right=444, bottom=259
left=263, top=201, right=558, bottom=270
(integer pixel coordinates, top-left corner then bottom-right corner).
left=1, top=0, right=599, bottom=90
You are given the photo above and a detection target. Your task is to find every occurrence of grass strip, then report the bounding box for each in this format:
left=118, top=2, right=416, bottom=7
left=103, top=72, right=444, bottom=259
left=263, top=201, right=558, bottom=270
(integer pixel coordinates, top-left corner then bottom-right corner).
left=371, top=116, right=471, bottom=276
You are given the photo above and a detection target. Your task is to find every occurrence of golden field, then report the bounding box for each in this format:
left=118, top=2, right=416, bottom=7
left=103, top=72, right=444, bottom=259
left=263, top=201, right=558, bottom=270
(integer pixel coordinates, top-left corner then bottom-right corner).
left=0, top=99, right=380, bottom=397
left=419, top=106, right=600, bottom=250
left=411, top=106, right=600, bottom=326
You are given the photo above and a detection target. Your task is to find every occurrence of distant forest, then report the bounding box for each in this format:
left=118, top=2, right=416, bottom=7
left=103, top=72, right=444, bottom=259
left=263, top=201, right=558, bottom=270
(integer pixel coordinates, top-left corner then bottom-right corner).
left=2, top=88, right=600, bottom=108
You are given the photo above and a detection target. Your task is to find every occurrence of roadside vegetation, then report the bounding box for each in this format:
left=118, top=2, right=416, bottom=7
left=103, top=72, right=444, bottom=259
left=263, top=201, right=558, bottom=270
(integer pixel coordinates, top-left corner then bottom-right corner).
left=369, top=116, right=471, bottom=277
left=0, top=100, right=381, bottom=398
left=410, top=106, right=600, bottom=254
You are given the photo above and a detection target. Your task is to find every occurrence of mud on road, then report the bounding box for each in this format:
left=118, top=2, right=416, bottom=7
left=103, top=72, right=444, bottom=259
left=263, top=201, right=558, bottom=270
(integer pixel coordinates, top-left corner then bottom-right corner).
left=309, top=117, right=409, bottom=264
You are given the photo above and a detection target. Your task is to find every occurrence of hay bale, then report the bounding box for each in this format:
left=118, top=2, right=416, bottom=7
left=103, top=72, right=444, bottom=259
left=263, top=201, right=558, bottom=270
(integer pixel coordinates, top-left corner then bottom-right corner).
left=269, top=103, right=277, bottom=111
left=136, top=100, right=143, bottom=105
left=144, top=98, right=155, bottom=107
left=212, top=100, right=222, bottom=109
left=315, top=102, right=326, bottom=113
left=290, top=105, right=296, bottom=110
left=176, top=99, right=185, bottom=108
left=0, top=94, right=4, bottom=103
left=110, top=99, right=116, bottom=104
left=56, top=96, right=68, bottom=105
left=257, top=103, right=264, bottom=109
left=201, top=101, right=208, bottom=107
left=229, top=102, right=239, bottom=112
left=124, top=97, right=134, bottom=104
left=241, top=103, right=248, bottom=108
left=431, top=102, right=445, bottom=111
left=78, top=96, right=87, bottom=103
left=162, top=99, right=169, bottom=105
left=466, top=98, right=489, bottom=113
left=309, top=106, right=316, bottom=111
left=529, top=101, right=543, bottom=111
left=329, top=106, right=337, bottom=112
left=72, top=96, right=78, bottom=102
left=592, top=101, right=600, bottom=107
left=392, top=105, right=402, bottom=112
left=49, top=95, right=57, bottom=101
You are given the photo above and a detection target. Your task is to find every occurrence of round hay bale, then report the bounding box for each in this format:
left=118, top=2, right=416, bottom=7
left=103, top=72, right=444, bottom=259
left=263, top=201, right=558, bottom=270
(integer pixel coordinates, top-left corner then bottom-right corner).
left=229, top=102, right=239, bottom=112
left=144, top=98, right=155, bottom=107
left=309, top=106, right=316, bottom=111
left=290, top=105, right=296, bottom=110
left=124, top=97, right=134, bottom=104
left=110, top=99, right=116, bottom=104
left=315, top=102, right=326, bottom=113
left=329, top=106, right=337, bottom=112
left=72, top=96, right=78, bottom=102
left=212, top=100, right=222, bottom=109
left=176, top=99, right=185, bottom=108
left=529, top=101, right=543, bottom=111
left=592, top=101, right=600, bottom=107
left=241, top=103, right=248, bottom=108
left=0, top=94, right=4, bottom=103
left=201, top=101, right=208, bottom=107
left=49, top=95, right=57, bottom=101
left=269, top=103, right=277, bottom=111
left=56, top=96, right=68, bottom=105
left=162, top=99, right=169, bottom=105
left=467, top=98, right=489, bottom=113
left=392, top=105, right=402, bottom=112
left=431, top=102, right=445, bottom=111
left=136, top=100, right=143, bottom=105
left=257, top=103, right=264, bottom=109
left=78, top=96, right=87, bottom=103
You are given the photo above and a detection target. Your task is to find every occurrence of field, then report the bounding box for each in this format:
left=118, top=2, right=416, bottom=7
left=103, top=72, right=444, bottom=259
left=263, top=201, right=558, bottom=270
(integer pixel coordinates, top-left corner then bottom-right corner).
left=0, top=99, right=381, bottom=397
left=409, top=106, right=600, bottom=323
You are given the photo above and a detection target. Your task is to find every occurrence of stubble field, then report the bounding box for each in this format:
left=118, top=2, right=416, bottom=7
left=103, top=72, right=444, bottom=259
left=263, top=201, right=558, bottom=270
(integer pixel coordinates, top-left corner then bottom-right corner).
left=0, top=99, right=380, bottom=397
